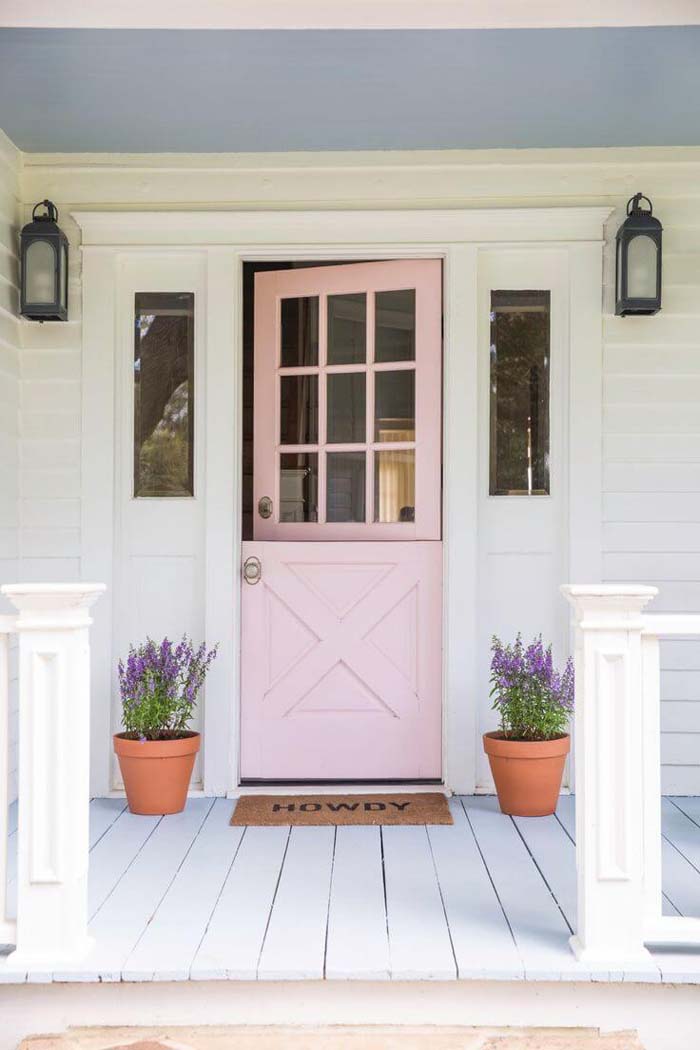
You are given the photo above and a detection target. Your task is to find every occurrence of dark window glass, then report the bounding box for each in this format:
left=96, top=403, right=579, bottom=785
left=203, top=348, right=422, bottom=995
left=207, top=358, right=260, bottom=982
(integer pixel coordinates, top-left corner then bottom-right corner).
left=375, top=369, right=415, bottom=442
left=327, top=372, right=366, bottom=443
left=281, top=296, right=319, bottom=367
left=280, top=375, right=318, bottom=445
left=327, top=452, right=366, bottom=522
left=280, top=452, right=318, bottom=522
left=489, top=290, right=550, bottom=496
left=375, top=289, right=415, bottom=362
left=327, top=292, right=366, bottom=364
left=134, top=292, right=194, bottom=497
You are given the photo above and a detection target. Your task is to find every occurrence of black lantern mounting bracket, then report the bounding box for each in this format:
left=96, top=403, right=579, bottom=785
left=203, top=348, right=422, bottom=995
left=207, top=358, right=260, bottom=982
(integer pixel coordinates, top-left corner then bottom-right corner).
left=20, top=198, right=70, bottom=322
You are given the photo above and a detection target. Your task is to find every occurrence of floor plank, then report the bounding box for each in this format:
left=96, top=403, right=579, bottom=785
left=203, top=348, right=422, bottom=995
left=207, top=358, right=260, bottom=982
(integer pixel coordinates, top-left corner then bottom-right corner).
left=87, top=798, right=128, bottom=849
left=257, top=826, right=335, bottom=980
left=513, top=813, right=576, bottom=932
left=462, top=796, right=593, bottom=981
left=671, top=796, right=700, bottom=828
left=192, top=825, right=289, bottom=980
left=87, top=808, right=161, bottom=919
left=428, top=797, right=522, bottom=980
left=665, top=798, right=700, bottom=877
left=555, top=795, right=575, bottom=841
left=53, top=798, right=213, bottom=981
left=122, top=799, right=244, bottom=981
left=382, top=824, right=456, bottom=980
left=325, top=825, right=390, bottom=980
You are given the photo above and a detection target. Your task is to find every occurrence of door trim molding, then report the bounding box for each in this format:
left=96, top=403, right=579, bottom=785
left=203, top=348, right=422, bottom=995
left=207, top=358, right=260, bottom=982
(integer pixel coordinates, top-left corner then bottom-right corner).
left=75, top=205, right=609, bottom=795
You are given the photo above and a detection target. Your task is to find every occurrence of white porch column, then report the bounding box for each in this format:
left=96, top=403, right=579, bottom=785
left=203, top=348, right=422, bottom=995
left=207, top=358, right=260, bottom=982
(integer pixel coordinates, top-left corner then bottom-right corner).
left=1, top=583, right=105, bottom=966
left=561, top=584, right=658, bottom=972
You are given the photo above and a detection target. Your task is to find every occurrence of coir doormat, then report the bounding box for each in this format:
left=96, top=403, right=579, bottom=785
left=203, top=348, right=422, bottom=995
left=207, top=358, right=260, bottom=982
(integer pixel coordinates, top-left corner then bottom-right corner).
left=231, top=792, right=453, bottom=827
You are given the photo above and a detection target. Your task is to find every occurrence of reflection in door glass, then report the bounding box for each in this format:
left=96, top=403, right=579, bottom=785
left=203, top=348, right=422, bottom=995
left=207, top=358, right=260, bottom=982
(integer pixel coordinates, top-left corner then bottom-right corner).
left=375, top=289, right=415, bottom=362
left=134, top=292, right=194, bottom=497
left=327, top=372, right=366, bottom=443
left=374, top=450, right=415, bottom=523
left=280, top=453, right=318, bottom=522
left=280, top=296, right=319, bottom=367
left=280, top=374, right=318, bottom=445
left=327, top=293, right=366, bottom=364
left=327, top=452, right=366, bottom=523
left=375, top=369, right=415, bottom=442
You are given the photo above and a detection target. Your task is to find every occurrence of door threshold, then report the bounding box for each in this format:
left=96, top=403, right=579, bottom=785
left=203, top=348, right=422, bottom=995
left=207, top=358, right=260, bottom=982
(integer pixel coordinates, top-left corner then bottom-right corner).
left=231, top=780, right=446, bottom=798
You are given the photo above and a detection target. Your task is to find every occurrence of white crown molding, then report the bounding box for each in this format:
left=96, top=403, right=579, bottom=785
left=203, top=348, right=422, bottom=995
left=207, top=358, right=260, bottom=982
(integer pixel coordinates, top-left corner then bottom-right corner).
left=2, top=1, right=699, bottom=30
left=71, top=207, right=614, bottom=247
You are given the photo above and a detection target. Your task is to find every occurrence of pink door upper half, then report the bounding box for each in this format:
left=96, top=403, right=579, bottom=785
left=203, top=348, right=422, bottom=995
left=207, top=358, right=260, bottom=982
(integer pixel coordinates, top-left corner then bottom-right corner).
left=241, top=260, right=443, bottom=781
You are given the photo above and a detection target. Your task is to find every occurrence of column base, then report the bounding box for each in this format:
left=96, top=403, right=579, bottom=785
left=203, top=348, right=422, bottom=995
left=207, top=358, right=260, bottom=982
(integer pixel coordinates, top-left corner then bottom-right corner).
left=569, top=935, right=659, bottom=978
left=2, top=934, right=94, bottom=972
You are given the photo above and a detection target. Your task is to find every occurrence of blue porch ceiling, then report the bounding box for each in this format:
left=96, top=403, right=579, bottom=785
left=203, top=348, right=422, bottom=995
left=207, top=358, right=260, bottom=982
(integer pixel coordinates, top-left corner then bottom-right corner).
left=0, top=26, right=699, bottom=153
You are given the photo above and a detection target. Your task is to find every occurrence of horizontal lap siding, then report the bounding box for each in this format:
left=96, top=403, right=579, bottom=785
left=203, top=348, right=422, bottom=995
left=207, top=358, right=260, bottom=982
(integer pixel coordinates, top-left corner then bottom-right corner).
left=603, top=198, right=700, bottom=794
left=19, top=207, right=82, bottom=586
left=0, top=131, right=21, bottom=803
left=16, top=145, right=700, bottom=796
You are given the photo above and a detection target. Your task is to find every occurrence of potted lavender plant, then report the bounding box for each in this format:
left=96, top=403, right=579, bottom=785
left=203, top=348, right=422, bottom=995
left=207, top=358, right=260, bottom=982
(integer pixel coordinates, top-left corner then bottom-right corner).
left=115, top=636, right=217, bottom=815
left=483, top=634, right=574, bottom=816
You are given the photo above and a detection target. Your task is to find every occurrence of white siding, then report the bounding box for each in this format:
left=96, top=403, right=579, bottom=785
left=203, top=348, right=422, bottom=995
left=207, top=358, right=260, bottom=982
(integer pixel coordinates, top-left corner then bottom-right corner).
left=0, top=130, right=21, bottom=803
left=15, top=145, right=700, bottom=794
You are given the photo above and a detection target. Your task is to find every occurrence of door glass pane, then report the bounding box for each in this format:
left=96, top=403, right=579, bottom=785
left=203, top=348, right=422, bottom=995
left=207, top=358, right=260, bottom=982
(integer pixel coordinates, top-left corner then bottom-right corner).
left=489, top=290, right=550, bottom=495
left=280, top=374, right=318, bottom=445
left=134, top=292, right=194, bottom=498
left=375, top=370, right=415, bottom=442
left=374, top=450, right=415, bottom=523
left=327, top=292, right=366, bottom=364
left=375, top=289, right=415, bottom=362
left=281, top=296, right=319, bottom=367
left=280, top=452, right=318, bottom=522
left=327, top=452, right=366, bottom=523
left=327, top=372, right=366, bottom=444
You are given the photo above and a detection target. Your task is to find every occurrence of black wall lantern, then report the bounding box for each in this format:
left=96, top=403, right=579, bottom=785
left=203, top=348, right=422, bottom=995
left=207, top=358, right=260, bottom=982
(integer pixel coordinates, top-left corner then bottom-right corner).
left=615, top=192, right=662, bottom=317
left=20, top=199, right=69, bottom=322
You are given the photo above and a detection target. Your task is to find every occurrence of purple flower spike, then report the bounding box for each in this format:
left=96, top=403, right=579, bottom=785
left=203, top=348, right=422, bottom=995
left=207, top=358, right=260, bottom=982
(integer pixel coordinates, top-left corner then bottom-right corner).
left=490, top=633, right=573, bottom=742
left=118, top=633, right=219, bottom=742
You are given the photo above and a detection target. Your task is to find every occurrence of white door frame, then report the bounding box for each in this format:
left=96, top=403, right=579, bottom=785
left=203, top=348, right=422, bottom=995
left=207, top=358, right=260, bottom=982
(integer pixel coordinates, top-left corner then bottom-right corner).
left=74, top=206, right=610, bottom=797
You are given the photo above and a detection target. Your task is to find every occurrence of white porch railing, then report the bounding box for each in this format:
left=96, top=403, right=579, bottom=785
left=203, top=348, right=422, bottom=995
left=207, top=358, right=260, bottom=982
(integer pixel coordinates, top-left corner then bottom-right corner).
left=563, top=584, right=700, bottom=971
left=0, top=583, right=105, bottom=967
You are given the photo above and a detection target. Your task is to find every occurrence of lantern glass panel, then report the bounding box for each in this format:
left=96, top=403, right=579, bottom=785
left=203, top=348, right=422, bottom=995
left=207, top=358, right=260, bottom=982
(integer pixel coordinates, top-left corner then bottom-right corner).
left=626, top=234, right=658, bottom=300
left=60, top=243, right=68, bottom=310
left=25, top=239, right=56, bottom=304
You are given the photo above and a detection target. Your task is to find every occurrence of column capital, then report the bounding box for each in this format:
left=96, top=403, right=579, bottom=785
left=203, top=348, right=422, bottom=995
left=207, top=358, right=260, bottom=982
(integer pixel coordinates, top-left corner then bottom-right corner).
left=561, top=584, right=657, bottom=628
left=1, top=583, right=106, bottom=630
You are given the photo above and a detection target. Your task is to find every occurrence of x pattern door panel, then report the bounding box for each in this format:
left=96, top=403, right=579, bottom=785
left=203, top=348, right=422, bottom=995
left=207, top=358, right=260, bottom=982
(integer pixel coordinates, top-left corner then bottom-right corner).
left=240, top=542, right=442, bottom=780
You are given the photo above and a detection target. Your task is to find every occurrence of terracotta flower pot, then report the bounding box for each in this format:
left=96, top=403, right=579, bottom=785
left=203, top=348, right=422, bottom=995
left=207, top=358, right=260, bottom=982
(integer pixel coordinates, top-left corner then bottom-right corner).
left=483, top=731, right=570, bottom=817
left=114, top=731, right=200, bottom=815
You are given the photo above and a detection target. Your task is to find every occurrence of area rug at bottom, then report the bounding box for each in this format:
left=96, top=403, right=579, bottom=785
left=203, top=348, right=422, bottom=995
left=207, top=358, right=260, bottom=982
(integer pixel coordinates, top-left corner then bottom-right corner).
left=231, top=791, right=453, bottom=826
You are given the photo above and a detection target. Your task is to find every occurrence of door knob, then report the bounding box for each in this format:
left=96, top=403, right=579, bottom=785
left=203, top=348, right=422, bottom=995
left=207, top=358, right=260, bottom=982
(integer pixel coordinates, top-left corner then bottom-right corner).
left=243, top=556, right=262, bottom=585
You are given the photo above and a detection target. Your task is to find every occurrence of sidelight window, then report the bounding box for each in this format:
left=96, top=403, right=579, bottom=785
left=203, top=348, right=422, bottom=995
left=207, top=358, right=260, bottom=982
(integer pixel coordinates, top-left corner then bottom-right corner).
left=133, top=292, right=194, bottom=497
left=489, top=290, right=550, bottom=496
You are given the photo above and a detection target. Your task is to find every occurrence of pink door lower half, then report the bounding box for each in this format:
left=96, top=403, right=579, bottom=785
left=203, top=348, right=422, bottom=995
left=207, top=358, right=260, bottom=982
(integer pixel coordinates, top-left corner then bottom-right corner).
left=240, top=541, right=442, bottom=781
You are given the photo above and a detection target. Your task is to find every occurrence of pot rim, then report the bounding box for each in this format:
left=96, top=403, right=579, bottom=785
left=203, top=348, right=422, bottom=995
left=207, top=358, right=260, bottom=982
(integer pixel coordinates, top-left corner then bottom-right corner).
left=113, top=731, right=201, bottom=758
left=483, top=730, right=570, bottom=759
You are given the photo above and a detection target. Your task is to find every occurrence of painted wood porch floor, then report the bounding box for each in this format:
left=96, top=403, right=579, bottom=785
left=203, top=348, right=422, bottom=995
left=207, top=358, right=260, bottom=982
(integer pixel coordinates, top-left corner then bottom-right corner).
left=3, top=794, right=700, bottom=984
